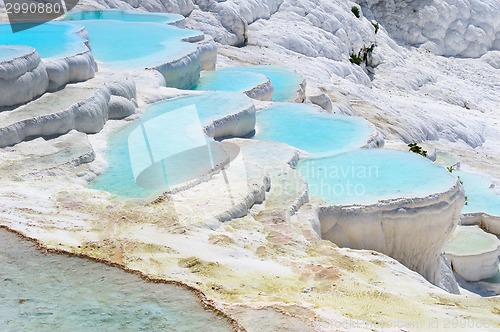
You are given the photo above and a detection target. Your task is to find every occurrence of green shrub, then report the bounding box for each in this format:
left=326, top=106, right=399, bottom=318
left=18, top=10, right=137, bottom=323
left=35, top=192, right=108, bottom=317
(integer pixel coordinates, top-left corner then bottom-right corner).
left=351, top=6, right=360, bottom=18
left=408, top=143, right=427, bottom=157
left=350, top=53, right=363, bottom=65
left=350, top=44, right=376, bottom=66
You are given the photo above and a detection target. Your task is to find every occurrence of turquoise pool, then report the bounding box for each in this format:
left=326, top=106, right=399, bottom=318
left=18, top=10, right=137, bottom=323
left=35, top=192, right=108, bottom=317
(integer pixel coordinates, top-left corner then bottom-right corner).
left=191, top=70, right=269, bottom=93
left=0, top=228, right=233, bottom=331
left=91, top=92, right=255, bottom=198
left=0, top=22, right=87, bottom=59
left=298, top=149, right=456, bottom=205
left=456, top=171, right=500, bottom=216
left=253, top=103, right=373, bottom=156
left=68, top=20, right=200, bottom=68
left=65, top=10, right=184, bottom=24
left=214, top=66, right=303, bottom=101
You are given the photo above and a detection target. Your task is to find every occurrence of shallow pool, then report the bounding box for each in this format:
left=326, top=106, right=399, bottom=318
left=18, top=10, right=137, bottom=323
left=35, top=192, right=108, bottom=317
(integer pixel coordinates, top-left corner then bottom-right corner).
left=443, top=225, right=499, bottom=256
left=70, top=20, right=200, bottom=68
left=91, top=92, right=254, bottom=198
left=65, top=9, right=184, bottom=24
left=298, top=149, right=456, bottom=205
left=0, top=228, right=233, bottom=331
left=0, top=22, right=87, bottom=59
left=455, top=171, right=500, bottom=217
left=253, top=103, right=373, bottom=156
left=191, top=70, right=269, bottom=93
left=209, top=66, right=303, bottom=101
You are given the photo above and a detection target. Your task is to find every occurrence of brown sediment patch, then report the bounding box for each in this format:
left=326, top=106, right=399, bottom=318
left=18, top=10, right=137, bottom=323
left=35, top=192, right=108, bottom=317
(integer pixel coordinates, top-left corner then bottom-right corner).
left=209, top=234, right=235, bottom=246
left=266, top=227, right=294, bottom=246
left=0, top=225, right=246, bottom=332
left=298, top=263, right=341, bottom=282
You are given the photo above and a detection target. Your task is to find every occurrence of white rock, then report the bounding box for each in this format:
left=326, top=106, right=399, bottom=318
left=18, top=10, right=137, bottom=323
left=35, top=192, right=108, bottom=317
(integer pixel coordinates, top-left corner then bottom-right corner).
left=0, top=46, right=49, bottom=107
left=357, top=0, right=500, bottom=58
left=44, top=26, right=97, bottom=91
left=150, top=38, right=217, bottom=89
left=0, top=75, right=136, bottom=148
left=320, top=180, right=465, bottom=288
left=443, top=225, right=500, bottom=281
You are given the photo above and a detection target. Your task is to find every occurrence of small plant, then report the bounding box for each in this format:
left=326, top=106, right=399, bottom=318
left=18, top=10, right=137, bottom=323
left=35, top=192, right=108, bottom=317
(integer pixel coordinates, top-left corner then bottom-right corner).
left=350, top=44, right=376, bottom=66
left=351, top=6, right=360, bottom=18
left=363, top=44, right=375, bottom=63
left=408, top=143, right=427, bottom=157
left=372, top=21, right=380, bottom=34
left=455, top=176, right=468, bottom=205
left=447, top=162, right=461, bottom=173
left=349, top=53, right=363, bottom=65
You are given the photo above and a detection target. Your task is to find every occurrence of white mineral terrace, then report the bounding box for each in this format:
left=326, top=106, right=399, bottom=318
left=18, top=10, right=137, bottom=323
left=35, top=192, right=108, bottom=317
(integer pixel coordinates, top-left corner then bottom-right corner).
left=444, top=225, right=500, bottom=281
left=1, top=1, right=500, bottom=330
left=318, top=180, right=465, bottom=290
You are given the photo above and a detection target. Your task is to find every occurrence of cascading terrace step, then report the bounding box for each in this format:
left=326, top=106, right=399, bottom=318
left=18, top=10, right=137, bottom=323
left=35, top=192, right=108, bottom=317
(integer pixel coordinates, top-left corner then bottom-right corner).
left=0, top=73, right=137, bottom=148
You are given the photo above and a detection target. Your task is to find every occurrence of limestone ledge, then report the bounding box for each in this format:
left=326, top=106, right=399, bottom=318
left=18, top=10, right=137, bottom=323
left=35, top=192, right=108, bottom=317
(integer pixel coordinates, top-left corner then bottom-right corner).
left=0, top=27, right=97, bottom=107
left=159, top=139, right=302, bottom=224
left=151, top=38, right=217, bottom=89
left=0, top=47, right=49, bottom=108
left=362, top=127, right=385, bottom=149
left=244, top=77, right=274, bottom=101
left=461, top=212, right=500, bottom=236
left=204, top=100, right=256, bottom=139
left=293, top=79, right=307, bottom=103
left=0, top=76, right=137, bottom=148
left=317, top=179, right=465, bottom=291
left=46, top=26, right=97, bottom=91
left=0, top=130, right=95, bottom=179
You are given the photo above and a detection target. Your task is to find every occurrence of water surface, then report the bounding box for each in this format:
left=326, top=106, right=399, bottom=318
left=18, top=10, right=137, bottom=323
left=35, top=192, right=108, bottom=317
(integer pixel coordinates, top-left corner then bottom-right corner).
left=0, top=228, right=233, bottom=331
left=298, top=149, right=456, bottom=205
left=254, top=103, right=373, bottom=156
left=213, top=66, right=303, bottom=101
left=0, top=22, right=87, bottom=59
left=72, top=20, right=200, bottom=68
left=191, top=70, right=269, bottom=93
left=65, top=10, right=183, bottom=24
left=456, top=171, right=500, bottom=216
